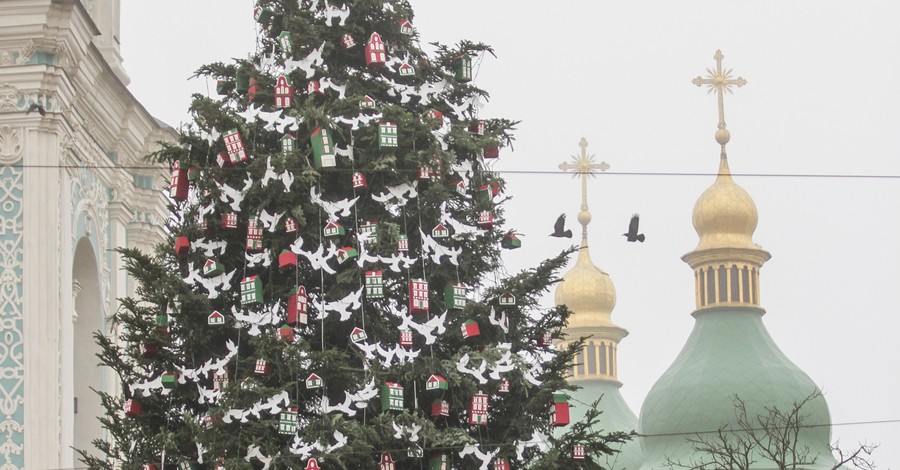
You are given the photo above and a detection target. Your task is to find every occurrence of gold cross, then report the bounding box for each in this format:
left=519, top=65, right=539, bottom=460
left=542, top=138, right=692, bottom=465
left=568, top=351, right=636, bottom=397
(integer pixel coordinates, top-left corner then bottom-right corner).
left=559, top=138, right=609, bottom=235
left=692, top=50, right=746, bottom=155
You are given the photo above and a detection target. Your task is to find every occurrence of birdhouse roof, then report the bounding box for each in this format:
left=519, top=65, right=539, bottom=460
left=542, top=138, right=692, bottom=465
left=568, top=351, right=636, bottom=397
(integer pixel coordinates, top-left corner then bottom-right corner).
left=351, top=327, right=365, bottom=335
left=208, top=311, right=224, bottom=319
left=427, top=375, right=446, bottom=383
left=242, top=275, right=258, bottom=282
left=305, top=373, right=321, bottom=381
left=398, top=18, right=412, bottom=28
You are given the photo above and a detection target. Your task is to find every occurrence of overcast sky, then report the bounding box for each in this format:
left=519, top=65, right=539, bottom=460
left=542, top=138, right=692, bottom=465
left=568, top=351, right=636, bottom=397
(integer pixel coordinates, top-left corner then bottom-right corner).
left=121, top=1, right=900, bottom=466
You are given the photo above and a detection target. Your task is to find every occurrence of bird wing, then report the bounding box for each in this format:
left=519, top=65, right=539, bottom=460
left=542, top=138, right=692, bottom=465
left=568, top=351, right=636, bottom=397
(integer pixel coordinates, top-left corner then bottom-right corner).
left=553, top=214, right=566, bottom=234
left=629, top=214, right=640, bottom=234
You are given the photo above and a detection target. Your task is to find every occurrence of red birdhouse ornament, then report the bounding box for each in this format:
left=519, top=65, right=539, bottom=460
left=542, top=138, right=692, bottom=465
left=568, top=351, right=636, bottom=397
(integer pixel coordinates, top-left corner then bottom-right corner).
left=254, top=359, right=272, bottom=376
left=307, top=79, right=322, bottom=95
left=124, top=399, right=142, bottom=418
left=304, top=458, right=321, bottom=470
left=341, top=34, right=356, bottom=48
left=248, top=77, right=258, bottom=101
left=287, top=286, right=309, bottom=326
left=461, top=319, right=480, bottom=339
left=493, top=459, right=511, bottom=470
left=477, top=211, right=493, bottom=229
left=278, top=324, right=295, bottom=342
left=246, top=216, right=263, bottom=251
left=483, top=146, right=500, bottom=159
left=284, top=217, right=299, bottom=233
left=213, top=369, right=231, bottom=392
left=365, top=32, right=386, bottom=67
left=431, top=399, right=449, bottom=418
left=215, top=151, right=230, bottom=168
left=379, top=452, right=395, bottom=470
left=424, top=110, right=444, bottom=129
left=139, top=342, right=157, bottom=358
left=398, top=18, right=414, bottom=35
left=468, top=392, right=489, bottom=425
left=469, top=120, right=486, bottom=135
left=573, top=444, right=586, bottom=460
left=223, top=129, right=248, bottom=164
left=279, top=250, right=298, bottom=269
left=352, top=172, right=367, bottom=189
left=409, top=279, right=428, bottom=314
left=221, top=213, right=238, bottom=229
left=170, top=160, right=188, bottom=201
left=175, top=236, right=190, bottom=256
left=274, top=75, right=294, bottom=108
left=399, top=330, right=413, bottom=348
left=538, top=331, right=553, bottom=346
left=551, top=393, right=571, bottom=426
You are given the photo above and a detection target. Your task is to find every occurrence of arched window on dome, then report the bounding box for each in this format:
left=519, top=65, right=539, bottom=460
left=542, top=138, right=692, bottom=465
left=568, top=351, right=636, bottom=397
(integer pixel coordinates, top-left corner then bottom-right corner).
left=730, top=265, right=740, bottom=302
left=611, top=344, right=618, bottom=377
left=576, top=349, right=586, bottom=377
left=698, top=269, right=706, bottom=307
left=599, top=342, right=608, bottom=375
left=586, top=341, right=597, bottom=374
left=718, top=265, right=728, bottom=302
left=706, top=266, right=715, bottom=305
left=742, top=266, right=750, bottom=302
left=568, top=343, right=576, bottom=377
left=750, top=268, right=759, bottom=305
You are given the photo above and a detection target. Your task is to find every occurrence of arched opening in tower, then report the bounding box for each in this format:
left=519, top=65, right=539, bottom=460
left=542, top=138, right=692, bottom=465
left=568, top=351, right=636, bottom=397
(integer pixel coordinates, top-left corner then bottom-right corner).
left=72, top=237, right=105, bottom=458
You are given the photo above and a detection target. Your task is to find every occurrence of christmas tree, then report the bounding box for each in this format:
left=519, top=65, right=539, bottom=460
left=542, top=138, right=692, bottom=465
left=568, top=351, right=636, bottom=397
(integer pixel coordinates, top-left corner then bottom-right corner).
left=82, top=1, right=631, bottom=469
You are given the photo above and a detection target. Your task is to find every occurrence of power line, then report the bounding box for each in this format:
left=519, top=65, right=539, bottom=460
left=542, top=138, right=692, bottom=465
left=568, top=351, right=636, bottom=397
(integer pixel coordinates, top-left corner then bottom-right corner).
left=637, top=418, right=900, bottom=439
left=5, top=162, right=900, bottom=181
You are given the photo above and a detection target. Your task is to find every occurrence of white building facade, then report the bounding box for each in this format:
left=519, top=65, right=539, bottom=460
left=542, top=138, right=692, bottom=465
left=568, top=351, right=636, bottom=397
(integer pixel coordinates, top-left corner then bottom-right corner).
left=0, top=1, right=169, bottom=468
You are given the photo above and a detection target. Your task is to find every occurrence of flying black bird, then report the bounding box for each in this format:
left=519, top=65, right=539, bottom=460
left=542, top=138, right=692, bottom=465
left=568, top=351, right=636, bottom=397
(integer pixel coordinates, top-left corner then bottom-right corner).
left=623, top=214, right=645, bottom=242
left=550, top=213, right=572, bottom=238
left=26, top=103, right=46, bottom=117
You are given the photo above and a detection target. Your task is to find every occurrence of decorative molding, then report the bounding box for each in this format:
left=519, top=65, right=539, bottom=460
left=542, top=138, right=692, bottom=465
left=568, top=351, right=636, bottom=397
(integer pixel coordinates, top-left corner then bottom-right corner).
left=0, top=85, right=22, bottom=113
left=0, top=162, right=24, bottom=469
left=0, top=127, right=22, bottom=165
left=0, top=83, right=64, bottom=115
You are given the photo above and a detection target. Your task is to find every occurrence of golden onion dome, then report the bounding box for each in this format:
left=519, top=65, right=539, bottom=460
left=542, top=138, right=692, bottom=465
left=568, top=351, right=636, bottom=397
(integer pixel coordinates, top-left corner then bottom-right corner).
left=691, top=156, right=759, bottom=251
left=554, top=243, right=617, bottom=328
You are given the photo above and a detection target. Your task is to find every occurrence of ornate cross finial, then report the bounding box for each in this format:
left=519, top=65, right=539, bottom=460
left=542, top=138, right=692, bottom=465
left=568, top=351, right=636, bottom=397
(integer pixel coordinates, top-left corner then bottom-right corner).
left=692, top=50, right=747, bottom=156
left=558, top=138, right=610, bottom=240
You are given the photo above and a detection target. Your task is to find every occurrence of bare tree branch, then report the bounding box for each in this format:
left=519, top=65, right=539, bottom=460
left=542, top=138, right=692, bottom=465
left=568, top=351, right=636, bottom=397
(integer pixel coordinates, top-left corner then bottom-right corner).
left=663, top=391, right=878, bottom=470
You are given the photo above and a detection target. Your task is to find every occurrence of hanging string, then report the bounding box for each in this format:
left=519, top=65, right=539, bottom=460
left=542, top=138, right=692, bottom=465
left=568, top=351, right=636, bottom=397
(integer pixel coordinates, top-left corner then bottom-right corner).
left=348, top=135, right=368, bottom=332
left=317, top=178, right=326, bottom=352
